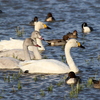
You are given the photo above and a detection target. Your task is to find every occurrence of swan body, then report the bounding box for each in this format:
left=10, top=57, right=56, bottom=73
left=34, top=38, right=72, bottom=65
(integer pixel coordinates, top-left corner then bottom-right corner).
left=0, top=38, right=42, bottom=60
left=18, top=39, right=85, bottom=74
left=45, top=12, right=55, bottom=22
left=82, top=22, right=93, bottom=33
left=0, top=57, right=20, bottom=69
left=45, top=30, right=78, bottom=46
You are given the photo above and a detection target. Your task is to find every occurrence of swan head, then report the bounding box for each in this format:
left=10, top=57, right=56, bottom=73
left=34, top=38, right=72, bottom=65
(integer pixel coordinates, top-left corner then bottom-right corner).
left=23, top=38, right=41, bottom=47
left=34, top=21, right=51, bottom=31
left=66, top=39, right=85, bottom=49
left=31, top=31, right=44, bottom=40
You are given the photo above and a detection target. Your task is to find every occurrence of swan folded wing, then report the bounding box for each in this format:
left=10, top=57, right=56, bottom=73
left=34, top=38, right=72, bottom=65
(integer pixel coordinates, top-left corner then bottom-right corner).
left=0, top=57, right=20, bottom=69
left=19, top=59, right=70, bottom=74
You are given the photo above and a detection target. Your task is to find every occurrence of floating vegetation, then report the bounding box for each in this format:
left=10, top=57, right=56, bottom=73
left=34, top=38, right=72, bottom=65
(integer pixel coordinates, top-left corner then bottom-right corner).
left=15, top=26, right=25, bottom=37
left=69, top=82, right=84, bottom=98
left=33, top=76, right=38, bottom=82
left=40, top=89, right=45, bottom=97
left=42, top=55, right=48, bottom=59
left=17, top=81, right=22, bottom=90
left=56, top=81, right=64, bottom=86
left=86, top=78, right=93, bottom=88
left=47, top=84, right=53, bottom=92
left=60, top=55, right=66, bottom=63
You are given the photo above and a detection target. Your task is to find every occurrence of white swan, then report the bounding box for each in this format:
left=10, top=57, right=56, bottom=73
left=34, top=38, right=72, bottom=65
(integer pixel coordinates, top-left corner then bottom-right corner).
left=33, top=21, right=51, bottom=51
left=0, top=38, right=40, bottom=69
left=0, top=21, right=50, bottom=51
left=18, top=39, right=85, bottom=74
left=0, top=37, right=42, bottom=60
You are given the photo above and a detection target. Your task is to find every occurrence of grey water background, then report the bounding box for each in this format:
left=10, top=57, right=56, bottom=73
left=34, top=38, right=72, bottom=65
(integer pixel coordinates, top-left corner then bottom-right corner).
left=0, top=0, right=100, bottom=99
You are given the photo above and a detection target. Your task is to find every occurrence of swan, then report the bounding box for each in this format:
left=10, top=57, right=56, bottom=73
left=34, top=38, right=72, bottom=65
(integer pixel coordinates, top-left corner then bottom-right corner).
left=82, top=22, right=93, bottom=34
left=45, top=30, right=78, bottom=46
left=0, top=21, right=50, bottom=51
left=18, top=39, right=85, bottom=74
left=0, top=38, right=40, bottom=69
left=65, top=71, right=81, bottom=85
left=0, top=38, right=42, bottom=60
left=33, top=21, right=51, bottom=51
left=45, top=12, right=55, bottom=22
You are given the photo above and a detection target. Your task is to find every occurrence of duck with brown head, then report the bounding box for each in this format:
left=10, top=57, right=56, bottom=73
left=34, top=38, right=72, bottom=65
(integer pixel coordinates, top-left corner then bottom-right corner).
left=45, top=12, right=55, bottom=22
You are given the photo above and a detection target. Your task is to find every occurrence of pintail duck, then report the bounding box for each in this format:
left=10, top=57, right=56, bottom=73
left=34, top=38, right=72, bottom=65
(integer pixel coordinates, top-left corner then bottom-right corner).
left=45, top=30, right=78, bottom=46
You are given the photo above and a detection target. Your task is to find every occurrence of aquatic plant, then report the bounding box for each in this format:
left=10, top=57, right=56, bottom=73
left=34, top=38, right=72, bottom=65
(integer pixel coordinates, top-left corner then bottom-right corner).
left=56, top=81, right=64, bottom=86
left=47, top=84, right=53, bottom=92
left=17, top=81, right=22, bottom=90
left=69, top=82, right=84, bottom=98
left=15, top=26, right=25, bottom=37
left=40, top=89, right=45, bottom=97
left=33, top=76, right=38, bottom=82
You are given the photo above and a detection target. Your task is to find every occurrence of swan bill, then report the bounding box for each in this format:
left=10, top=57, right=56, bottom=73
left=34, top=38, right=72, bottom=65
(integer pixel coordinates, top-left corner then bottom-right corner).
left=77, top=42, right=85, bottom=49
left=44, top=24, right=51, bottom=29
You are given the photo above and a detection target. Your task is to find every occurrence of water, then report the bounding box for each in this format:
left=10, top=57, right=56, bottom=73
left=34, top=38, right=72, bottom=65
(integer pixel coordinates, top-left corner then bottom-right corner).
left=0, top=0, right=100, bottom=99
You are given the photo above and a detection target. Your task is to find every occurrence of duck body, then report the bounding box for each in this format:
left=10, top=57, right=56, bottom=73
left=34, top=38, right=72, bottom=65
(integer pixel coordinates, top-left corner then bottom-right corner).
left=82, top=22, right=93, bottom=33
left=29, top=16, right=38, bottom=26
left=45, top=12, right=55, bottom=22
left=45, top=30, right=78, bottom=46
left=18, top=39, right=85, bottom=74
left=65, top=71, right=81, bottom=85
left=46, top=39, right=66, bottom=46
left=92, top=79, right=100, bottom=89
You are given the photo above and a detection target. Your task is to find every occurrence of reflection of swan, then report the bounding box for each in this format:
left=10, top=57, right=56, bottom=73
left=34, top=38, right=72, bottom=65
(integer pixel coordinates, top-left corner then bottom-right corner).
left=0, top=38, right=42, bottom=60
left=65, top=71, right=81, bottom=85
left=45, top=12, right=55, bottom=22
left=19, top=39, right=85, bottom=74
left=46, top=30, right=78, bottom=46
left=0, top=38, right=40, bottom=69
left=82, top=22, right=93, bottom=34
left=0, top=21, right=50, bottom=51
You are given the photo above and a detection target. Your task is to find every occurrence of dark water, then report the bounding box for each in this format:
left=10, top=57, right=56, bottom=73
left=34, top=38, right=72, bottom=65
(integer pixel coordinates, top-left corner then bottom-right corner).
left=0, top=0, right=100, bottom=100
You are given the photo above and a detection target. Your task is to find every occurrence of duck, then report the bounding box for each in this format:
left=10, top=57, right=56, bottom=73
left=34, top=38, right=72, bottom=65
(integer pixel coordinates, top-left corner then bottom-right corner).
left=0, top=38, right=41, bottom=60
left=29, top=16, right=38, bottom=26
left=45, top=12, right=55, bottom=22
left=18, top=39, right=85, bottom=74
left=0, top=21, right=51, bottom=51
left=65, top=71, right=81, bottom=85
left=82, top=22, right=93, bottom=34
left=92, top=79, right=100, bottom=89
left=45, top=30, right=78, bottom=46
left=0, top=38, right=40, bottom=69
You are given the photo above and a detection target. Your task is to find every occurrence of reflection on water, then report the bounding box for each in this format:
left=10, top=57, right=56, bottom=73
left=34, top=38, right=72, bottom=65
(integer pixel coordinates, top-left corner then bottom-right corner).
left=0, top=0, right=100, bottom=99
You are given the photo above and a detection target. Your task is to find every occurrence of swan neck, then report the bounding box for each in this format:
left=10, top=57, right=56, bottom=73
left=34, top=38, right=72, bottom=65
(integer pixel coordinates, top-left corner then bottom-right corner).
left=35, top=27, right=40, bottom=32
left=23, top=45, right=31, bottom=60
left=65, top=46, right=79, bottom=73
